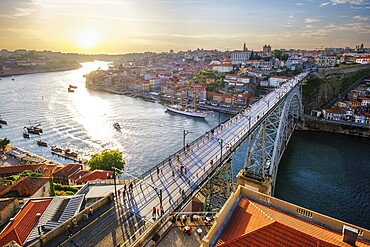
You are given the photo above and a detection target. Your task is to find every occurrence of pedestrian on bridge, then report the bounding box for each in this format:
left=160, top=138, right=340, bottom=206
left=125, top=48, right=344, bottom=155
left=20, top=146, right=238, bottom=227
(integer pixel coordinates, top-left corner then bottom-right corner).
left=66, top=224, right=72, bottom=237
left=160, top=205, right=164, bottom=216
left=152, top=206, right=157, bottom=219
left=129, top=182, right=133, bottom=195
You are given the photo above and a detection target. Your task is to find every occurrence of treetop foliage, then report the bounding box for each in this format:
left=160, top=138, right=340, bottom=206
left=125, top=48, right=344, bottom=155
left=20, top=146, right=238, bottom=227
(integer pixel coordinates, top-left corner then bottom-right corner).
left=88, top=149, right=125, bottom=171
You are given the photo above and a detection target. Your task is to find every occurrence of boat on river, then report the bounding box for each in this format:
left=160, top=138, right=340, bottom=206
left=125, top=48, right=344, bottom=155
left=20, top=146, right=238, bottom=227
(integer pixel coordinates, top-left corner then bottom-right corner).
left=36, top=139, right=48, bottom=147
left=22, top=132, right=30, bottom=138
left=113, top=123, right=121, bottom=130
left=0, top=115, right=7, bottom=125
left=166, top=91, right=208, bottom=119
left=166, top=106, right=208, bottom=118
left=25, top=121, right=43, bottom=134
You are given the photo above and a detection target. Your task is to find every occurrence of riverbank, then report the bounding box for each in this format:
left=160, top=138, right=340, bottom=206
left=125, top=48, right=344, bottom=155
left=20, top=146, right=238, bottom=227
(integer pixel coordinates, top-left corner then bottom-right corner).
left=0, top=64, right=82, bottom=78
left=2, top=145, right=63, bottom=167
left=301, top=115, right=370, bottom=138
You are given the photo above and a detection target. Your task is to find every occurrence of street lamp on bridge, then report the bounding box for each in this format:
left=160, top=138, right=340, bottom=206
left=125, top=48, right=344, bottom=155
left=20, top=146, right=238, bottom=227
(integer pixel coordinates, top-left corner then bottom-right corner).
left=183, top=130, right=192, bottom=152
left=213, top=137, right=223, bottom=165
left=119, top=168, right=164, bottom=216
left=242, top=115, right=252, bottom=130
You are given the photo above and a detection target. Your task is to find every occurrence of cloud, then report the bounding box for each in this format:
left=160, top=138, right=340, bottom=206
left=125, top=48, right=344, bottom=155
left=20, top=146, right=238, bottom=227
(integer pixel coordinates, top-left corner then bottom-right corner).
left=320, top=0, right=366, bottom=7
left=14, top=7, right=34, bottom=17
left=331, top=0, right=365, bottom=4
left=305, top=24, right=313, bottom=28
left=296, top=3, right=304, bottom=5
left=301, top=22, right=370, bottom=39
left=304, top=18, right=321, bottom=23
left=320, top=2, right=330, bottom=7
left=353, top=15, right=369, bottom=20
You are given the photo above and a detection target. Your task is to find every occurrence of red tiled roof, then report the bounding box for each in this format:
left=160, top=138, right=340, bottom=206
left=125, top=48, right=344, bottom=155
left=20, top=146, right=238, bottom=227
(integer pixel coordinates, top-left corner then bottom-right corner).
left=216, top=197, right=369, bottom=247
left=74, top=170, right=113, bottom=183
left=0, top=165, right=43, bottom=176
left=218, top=222, right=337, bottom=247
left=68, top=170, right=90, bottom=181
left=41, top=164, right=61, bottom=177
left=0, top=177, right=49, bottom=197
left=358, top=97, right=370, bottom=101
left=52, top=163, right=82, bottom=177
left=323, top=108, right=344, bottom=114
left=0, top=198, right=52, bottom=246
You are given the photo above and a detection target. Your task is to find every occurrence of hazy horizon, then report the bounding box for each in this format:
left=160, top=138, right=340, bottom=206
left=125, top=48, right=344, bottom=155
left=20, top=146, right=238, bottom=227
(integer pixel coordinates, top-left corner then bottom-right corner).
left=1, top=0, right=369, bottom=54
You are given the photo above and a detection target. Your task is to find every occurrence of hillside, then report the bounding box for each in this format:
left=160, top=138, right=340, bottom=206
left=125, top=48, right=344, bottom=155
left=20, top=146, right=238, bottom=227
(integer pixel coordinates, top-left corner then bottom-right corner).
left=302, top=64, right=370, bottom=113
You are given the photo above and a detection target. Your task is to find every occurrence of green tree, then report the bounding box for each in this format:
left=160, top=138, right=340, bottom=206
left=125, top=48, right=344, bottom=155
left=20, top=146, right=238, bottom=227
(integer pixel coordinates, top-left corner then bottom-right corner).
left=273, top=49, right=282, bottom=59
left=10, top=170, right=42, bottom=181
left=49, top=178, right=55, bottom=196
left=281, top=53, right=289, bottom=61
left=88, top=149, right=125, bottom=171
left=0, top=138, right=10, bottom=152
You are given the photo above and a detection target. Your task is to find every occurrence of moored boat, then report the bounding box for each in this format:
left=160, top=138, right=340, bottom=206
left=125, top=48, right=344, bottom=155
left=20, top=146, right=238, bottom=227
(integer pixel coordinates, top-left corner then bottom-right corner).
left=22, top=132, right=30, bottom=138
left=51, top=146, right=63, bottom=153
left=25, top=126, right=42, bottom=134
left=0, top=115, right=7, bottom=125
left=25, top=122, right=43, bottom=134
left=36, top=140, right=48, bottom=147
left=166, top=106, right=208, bottom=118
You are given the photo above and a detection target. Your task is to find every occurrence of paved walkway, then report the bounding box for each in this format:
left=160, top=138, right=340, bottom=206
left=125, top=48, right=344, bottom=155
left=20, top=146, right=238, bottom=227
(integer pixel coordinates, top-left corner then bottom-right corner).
left=112, top=72, right=310, bottom=244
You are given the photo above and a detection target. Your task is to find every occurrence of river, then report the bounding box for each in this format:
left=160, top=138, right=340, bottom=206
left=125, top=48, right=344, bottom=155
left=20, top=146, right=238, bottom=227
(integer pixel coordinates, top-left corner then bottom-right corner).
left=0, top=61, right=368, bottom=230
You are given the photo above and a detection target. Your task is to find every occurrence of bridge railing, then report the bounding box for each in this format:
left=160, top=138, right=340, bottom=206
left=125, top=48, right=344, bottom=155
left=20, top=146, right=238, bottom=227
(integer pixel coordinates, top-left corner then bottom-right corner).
left=137, top=113, right=236, bottom=181
left=137, top=72, right=311, bottom=185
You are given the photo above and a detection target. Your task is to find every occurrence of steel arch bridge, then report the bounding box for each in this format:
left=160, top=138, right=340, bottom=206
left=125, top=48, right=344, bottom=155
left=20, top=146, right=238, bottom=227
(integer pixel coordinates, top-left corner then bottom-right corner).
left=243, top=83, right=303, bottom=195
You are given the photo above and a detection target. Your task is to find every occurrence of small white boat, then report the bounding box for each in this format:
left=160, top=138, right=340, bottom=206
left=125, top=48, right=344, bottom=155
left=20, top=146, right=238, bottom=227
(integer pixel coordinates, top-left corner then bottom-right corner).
left=113, top=123, right=121, bottom=130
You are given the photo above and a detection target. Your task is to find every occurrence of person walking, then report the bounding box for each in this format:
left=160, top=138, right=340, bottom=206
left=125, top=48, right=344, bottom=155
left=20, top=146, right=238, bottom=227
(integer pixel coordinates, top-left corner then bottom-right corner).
left=152, top=206, right=157, bottom=219
left=66, top=224, right=72, bottom=237
left=160, top=205, right=164, bottom=216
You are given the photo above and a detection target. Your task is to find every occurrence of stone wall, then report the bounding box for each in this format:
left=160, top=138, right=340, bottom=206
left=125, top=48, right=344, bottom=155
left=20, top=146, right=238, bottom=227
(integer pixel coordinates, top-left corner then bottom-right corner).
left=303, top=118, right=370, bottom=138
left=317, top=64, right=370, bottom=79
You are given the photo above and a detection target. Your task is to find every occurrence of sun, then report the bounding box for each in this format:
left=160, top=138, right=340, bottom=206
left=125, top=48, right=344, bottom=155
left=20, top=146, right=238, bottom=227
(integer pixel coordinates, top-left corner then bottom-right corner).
left=75, top=30, right=101, bottom=50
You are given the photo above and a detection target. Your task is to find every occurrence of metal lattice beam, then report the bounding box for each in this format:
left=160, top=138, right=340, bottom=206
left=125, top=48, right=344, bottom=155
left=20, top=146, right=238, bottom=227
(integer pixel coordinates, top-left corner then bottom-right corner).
left=203, top=159, right=233, bottom=211
left=243, top=85, right=303, bottom=195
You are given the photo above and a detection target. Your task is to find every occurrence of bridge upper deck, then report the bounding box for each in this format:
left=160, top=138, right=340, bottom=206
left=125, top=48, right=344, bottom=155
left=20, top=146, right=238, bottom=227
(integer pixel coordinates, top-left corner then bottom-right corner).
left=116, top=71, right=310, bottom=244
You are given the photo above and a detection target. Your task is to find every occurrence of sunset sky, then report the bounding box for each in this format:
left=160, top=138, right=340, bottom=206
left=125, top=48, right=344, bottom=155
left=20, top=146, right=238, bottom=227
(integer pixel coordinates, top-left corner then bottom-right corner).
left=0, top=0, right=369, bottom=54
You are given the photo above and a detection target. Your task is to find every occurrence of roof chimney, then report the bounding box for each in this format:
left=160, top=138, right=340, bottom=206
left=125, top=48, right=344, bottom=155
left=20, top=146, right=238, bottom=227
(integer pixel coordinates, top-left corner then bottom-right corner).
left=342, top=225, right=358, bottom=245
left=36, top=212, right=41, bottom=218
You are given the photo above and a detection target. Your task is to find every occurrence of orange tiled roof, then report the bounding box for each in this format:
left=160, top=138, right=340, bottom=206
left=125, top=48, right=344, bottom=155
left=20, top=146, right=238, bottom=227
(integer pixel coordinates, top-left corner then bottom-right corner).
left=52, top=163, right=82, bottom=177
left=0, top=164, right=43, bottom=176
left=74, top=170, right=113, bottom=183
left=216, top=197, right=369, bottom=247
left=324, top=108, right=344, bottom=114
left=0, top=198, right=52, bottom=246
left=0, top=177, right=49, bottom=197
left=41, top=164, right=61, bottom=177
left=68, top=170, right=90, bottom=181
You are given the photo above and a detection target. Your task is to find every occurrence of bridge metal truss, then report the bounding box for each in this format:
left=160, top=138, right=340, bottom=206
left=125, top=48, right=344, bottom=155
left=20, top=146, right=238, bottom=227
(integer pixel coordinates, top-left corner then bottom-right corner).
left=203, top=159, right=233, bottom=212
left=244, top=84, right=303, bottom=195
